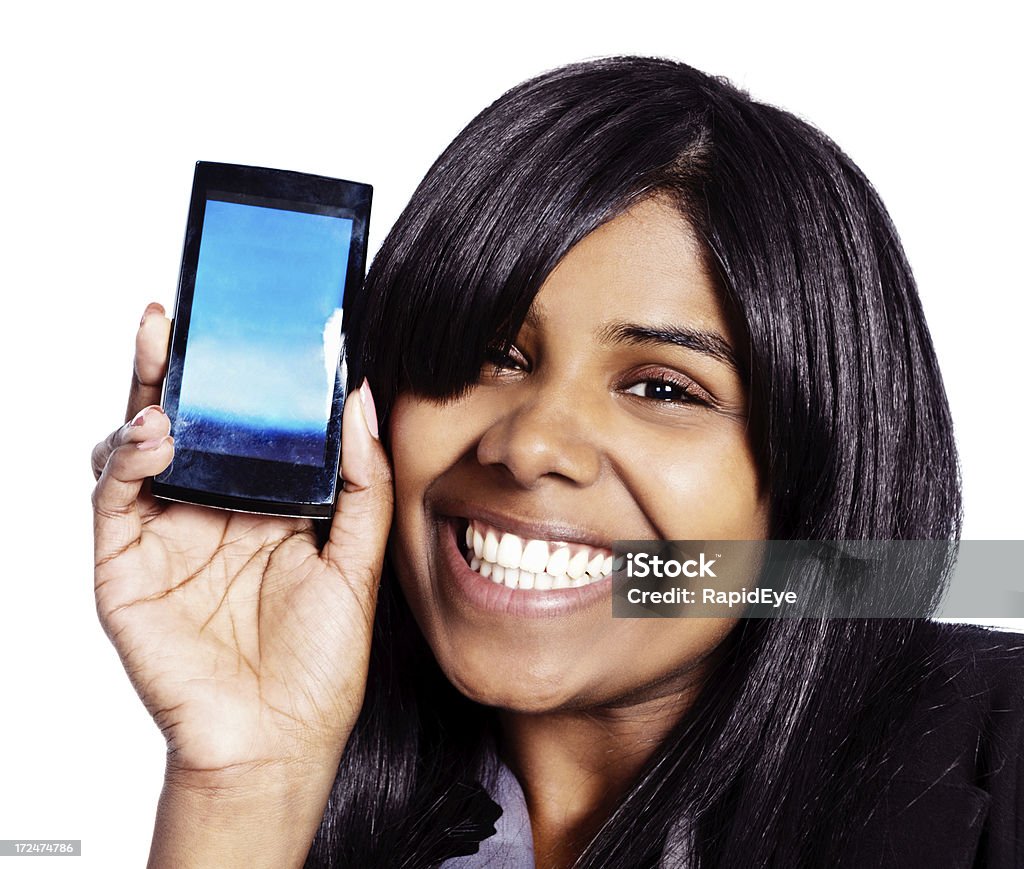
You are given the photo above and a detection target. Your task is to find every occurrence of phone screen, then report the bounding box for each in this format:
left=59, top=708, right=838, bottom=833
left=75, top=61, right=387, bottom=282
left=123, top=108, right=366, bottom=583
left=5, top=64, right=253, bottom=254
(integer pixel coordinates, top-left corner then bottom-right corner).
left=175, top=193, right=354, bottom=467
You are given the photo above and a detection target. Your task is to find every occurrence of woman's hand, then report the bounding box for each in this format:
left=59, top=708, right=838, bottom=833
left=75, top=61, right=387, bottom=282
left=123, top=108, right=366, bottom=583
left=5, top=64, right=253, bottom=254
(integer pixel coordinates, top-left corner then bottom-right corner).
left=91, top=303, right=394, bottom=788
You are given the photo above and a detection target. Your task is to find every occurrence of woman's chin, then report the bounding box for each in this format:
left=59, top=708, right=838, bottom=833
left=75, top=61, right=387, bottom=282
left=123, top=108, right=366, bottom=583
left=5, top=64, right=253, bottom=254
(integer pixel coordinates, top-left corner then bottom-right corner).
left=440, top=655, right=585, bottom=715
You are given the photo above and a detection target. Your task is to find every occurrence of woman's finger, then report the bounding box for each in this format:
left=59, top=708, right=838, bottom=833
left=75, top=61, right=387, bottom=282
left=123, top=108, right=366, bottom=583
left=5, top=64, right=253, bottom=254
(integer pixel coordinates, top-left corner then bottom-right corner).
left=322, top=380, right=394, bottom=605
left=93, top=428, right=175, bottom=572
left=126, top=302, right=171, bottom=424
left=92, top=405, right=170, bottom=481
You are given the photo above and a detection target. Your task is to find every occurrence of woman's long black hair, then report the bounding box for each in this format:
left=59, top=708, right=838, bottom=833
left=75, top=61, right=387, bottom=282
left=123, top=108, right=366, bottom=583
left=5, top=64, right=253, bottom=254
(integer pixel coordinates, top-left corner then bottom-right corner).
left=306, top=57, right=962, bottom=868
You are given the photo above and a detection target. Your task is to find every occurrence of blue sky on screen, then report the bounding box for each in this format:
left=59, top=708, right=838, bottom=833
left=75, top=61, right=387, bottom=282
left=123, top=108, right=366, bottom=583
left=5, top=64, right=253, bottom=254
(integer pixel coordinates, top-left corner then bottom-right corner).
left=178, top=200, right=353, bottom=432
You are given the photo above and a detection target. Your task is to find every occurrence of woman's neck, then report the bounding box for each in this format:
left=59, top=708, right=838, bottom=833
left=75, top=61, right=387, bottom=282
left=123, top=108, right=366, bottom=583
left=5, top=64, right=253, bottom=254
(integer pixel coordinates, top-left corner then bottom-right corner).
left=497, top=678, right=702, bottom=869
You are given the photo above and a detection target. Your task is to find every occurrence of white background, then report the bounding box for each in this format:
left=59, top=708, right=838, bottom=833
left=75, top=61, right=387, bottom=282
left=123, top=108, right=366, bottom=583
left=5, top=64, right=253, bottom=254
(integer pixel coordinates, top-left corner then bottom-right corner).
left=1, top=1, right=1021, bottom=865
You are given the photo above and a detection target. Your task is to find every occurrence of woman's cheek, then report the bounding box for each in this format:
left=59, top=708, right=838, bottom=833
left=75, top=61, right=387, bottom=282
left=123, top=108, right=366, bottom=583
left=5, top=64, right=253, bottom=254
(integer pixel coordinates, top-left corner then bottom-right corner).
left=635, top=433, right=765, bottom=540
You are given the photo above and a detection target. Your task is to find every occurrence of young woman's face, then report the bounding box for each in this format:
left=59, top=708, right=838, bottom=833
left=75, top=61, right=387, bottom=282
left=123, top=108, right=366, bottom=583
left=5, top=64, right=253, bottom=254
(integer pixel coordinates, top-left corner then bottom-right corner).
left=388, top=197, right=769, bottom=714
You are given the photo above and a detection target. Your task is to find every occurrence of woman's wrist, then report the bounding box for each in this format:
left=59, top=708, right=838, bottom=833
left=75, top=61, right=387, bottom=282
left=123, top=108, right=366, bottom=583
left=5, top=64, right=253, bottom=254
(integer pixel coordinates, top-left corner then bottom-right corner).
left=148, top=750, right=343, bottom=869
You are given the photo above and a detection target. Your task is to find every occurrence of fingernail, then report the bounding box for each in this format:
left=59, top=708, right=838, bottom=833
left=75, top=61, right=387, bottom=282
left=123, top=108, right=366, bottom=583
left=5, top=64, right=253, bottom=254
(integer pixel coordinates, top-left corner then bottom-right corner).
left=140, top=302, right=165, bottom=327
left=137, top=435, right=171, bottom=451
left=130, top=405, right=164, bottom=427
left=358, top=379, right=380, bottom=440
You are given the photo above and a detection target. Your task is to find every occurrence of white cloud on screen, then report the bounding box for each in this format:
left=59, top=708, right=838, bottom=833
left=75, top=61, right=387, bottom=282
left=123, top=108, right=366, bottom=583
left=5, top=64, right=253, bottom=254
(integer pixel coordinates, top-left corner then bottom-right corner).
left=178, top=307, right=345, bottom=431
left=323, top=307, right=344, bottom=420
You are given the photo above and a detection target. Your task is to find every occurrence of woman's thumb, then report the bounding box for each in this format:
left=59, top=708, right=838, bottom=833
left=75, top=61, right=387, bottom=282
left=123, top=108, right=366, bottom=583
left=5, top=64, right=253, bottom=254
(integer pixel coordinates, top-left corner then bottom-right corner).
left=322, top=379, right=393, bottom=584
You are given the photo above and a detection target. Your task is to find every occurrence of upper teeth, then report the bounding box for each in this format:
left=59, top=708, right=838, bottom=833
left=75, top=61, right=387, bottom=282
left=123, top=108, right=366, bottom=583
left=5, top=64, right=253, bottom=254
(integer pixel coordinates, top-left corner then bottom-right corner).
left=462, top=519, right=618, bottom=591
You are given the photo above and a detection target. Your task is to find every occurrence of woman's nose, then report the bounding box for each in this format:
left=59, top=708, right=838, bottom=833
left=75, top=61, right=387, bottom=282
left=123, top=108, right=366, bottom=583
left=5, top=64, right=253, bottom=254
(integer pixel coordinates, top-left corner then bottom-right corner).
left=475, top=389, right=603, bottom=489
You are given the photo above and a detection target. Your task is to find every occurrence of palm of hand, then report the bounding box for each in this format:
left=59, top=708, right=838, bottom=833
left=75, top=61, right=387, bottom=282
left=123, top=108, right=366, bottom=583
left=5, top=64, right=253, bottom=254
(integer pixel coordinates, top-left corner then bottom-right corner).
left=96, top=496, right=375, bottom=775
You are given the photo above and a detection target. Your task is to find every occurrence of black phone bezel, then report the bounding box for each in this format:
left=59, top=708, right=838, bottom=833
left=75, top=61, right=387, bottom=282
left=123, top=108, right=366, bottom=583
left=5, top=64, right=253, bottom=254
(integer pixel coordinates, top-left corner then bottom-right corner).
left=151, top=161, right=372, bottom=518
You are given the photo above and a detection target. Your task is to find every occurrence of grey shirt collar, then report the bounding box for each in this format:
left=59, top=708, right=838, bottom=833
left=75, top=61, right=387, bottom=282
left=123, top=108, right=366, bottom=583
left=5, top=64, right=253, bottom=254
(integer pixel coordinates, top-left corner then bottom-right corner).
left=439, top=759, right=690, bottom=869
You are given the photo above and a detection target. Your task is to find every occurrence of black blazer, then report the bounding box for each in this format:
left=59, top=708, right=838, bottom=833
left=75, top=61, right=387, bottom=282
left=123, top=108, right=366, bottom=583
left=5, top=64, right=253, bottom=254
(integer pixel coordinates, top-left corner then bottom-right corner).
left=845, top=622, right=1023, bottom=868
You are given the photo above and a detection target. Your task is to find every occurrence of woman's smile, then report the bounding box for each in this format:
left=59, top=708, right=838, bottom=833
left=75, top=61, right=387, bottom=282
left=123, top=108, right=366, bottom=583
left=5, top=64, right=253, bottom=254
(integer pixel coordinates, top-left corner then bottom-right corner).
left=437, top=513, right=616, bottom=618
left=458, top=515, right=618, bottom=589
left=388, top=195, right=768, bottom=712
left=460, top=517, right=617, bottom=589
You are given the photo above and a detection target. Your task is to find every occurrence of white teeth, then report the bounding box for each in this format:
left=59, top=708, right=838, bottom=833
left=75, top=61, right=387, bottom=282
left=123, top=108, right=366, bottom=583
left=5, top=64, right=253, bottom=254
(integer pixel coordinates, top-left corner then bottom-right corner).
left=497, top=533, right=522, bottom=569
left=566, top=550, right=590, bottom=580
left=520, top=539, right=550, bottom=573
left=613, top=555, right=625, bottom=572
left=546, top=546, right=570, bottom=577
left=473, top=528, right=484, bottom=559
left=460, top=519, right=613, bottom=592
left=483, top=530, right=499, bottom=563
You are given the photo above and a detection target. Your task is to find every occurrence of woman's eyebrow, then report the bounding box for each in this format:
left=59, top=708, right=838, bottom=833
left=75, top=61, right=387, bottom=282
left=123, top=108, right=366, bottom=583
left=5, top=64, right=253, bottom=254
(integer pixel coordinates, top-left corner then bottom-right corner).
left=597, top=321, right=739, bottom=371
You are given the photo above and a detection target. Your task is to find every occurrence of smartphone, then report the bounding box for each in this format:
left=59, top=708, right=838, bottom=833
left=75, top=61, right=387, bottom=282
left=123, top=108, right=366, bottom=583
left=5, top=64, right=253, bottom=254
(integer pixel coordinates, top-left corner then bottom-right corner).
left=151, top=161, right=372, bottom=518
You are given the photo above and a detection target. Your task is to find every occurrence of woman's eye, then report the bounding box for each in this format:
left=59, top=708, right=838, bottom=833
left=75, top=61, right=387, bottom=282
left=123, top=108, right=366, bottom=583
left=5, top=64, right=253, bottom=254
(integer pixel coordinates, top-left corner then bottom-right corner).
left=623, top=376, right=712, bottom=406
left=481, top=343, right=530, bottom=376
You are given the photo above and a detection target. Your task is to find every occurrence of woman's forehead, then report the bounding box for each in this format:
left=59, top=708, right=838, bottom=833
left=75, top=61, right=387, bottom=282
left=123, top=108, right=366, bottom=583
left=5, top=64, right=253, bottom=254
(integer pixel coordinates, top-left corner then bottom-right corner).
left=521, top=197, right=731, bottom=339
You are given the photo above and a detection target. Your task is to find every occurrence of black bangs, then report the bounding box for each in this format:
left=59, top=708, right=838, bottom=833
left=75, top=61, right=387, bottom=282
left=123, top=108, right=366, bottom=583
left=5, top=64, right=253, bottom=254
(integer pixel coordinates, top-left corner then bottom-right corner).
left=350, top=57, right=718, bottom=424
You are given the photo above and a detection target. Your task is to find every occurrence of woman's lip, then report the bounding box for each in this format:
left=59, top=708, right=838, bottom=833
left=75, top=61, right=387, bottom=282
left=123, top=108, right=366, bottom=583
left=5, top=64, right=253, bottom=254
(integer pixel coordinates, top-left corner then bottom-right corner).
left=437, top=517, right=613, bottom=619
left=431, top=497, right=615, bottom=550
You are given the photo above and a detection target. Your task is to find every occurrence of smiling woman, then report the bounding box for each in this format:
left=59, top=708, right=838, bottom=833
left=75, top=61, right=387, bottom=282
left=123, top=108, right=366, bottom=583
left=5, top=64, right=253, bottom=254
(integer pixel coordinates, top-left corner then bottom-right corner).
left=91, top=56, right=1023, bottom=869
